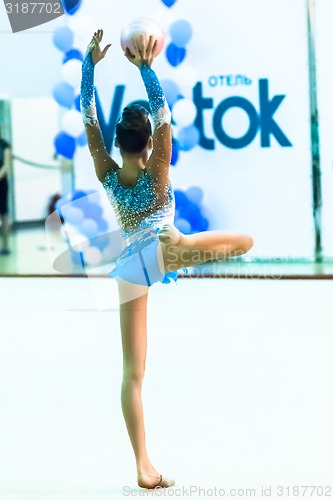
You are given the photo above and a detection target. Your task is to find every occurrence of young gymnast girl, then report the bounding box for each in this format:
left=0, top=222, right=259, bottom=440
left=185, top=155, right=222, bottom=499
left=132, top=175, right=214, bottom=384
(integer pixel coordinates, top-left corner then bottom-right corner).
left=80, top=28, right=254, bottom=489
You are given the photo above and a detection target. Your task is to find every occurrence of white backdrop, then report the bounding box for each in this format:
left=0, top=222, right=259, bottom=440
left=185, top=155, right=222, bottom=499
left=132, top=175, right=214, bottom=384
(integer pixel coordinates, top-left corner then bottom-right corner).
left=72, top=0, right=315, bottom=259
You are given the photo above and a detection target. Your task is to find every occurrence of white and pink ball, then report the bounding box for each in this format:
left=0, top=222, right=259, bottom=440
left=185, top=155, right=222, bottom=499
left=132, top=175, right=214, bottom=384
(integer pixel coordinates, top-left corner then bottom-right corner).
left=120, top=18, right=165, bottom=57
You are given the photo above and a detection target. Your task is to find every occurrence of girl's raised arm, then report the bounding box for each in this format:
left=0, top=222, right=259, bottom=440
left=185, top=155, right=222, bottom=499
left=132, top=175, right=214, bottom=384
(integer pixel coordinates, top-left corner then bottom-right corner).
left=80, top=29, right=118, bottom=182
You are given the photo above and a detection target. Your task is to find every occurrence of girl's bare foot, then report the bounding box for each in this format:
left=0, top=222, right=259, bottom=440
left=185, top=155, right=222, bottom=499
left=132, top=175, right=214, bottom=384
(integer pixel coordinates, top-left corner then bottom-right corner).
left=137, top=470, right=175, bottom=489
left=158, top=224, right=182, bottom=245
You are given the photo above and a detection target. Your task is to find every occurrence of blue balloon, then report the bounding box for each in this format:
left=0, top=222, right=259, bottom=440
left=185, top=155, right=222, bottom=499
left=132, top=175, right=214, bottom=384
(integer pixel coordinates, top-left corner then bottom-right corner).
left=161, top=80, right=180, bottom=106
left=63, top=48, right=83, bottom=64
left=54, top=132, right=76, bottom=159
left=65, top=206, right=84, bottom=225
left=82, top=203, right=103, bottom=219
left=175, top=217, right=191, bottom=234
left=61, top=0, right=82, bottom=15
left=80, top=219, right=98, bottom=239
left=71, top=190, right=89, bottom=203
left=178, top=125, right=200, bottom=151
left=181, top=201, right=201, bottom=225
left=91, top=233, right=109, bottom=251
left=161, top=0, right=177, bottom=6
left=76, top=131, right=88, bottom=147
left=84, top=189, right=99, bottom=197
left=169, top=20, right=193, bottom=48
left=174, top=190, right=189, bottom=209
left=74, top=94, right=81, bottom=112
left=53, top=26, right=74, bottom=52
left=166, top=43, right=186, bottom=67
left=195, top=217, right=209, bottom=231
left=186, top=186, right=204, bottom=204
left=171, top=138, right=179, bottom=166
left=53, top=82, right=75, bottom=108
left=97, top=219, right=108, bottom=232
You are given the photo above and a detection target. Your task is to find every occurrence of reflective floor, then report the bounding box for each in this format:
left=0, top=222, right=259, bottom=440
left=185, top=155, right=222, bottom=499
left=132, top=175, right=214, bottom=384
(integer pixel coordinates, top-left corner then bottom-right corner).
left=0, top=277, right=332, bottom=499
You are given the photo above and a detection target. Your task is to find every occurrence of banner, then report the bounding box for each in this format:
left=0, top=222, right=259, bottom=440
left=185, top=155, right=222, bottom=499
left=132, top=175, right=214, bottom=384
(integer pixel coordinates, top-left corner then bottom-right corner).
left=74, top=0, right=315, bottom=258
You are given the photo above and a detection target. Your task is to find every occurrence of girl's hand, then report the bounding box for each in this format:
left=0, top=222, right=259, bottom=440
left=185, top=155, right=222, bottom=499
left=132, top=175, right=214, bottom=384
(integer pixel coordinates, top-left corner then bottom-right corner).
left=87, top=28, right=111, bottom=65
left=124, top=35, right=158, bottom=68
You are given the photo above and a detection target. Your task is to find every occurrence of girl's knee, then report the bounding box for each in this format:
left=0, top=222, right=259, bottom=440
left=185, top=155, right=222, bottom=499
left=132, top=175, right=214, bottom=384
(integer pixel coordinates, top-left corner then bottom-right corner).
left=228, top=234, right=254, bottom=257
left=240, top=235, right=254, bottom=254
left=123, top=362, right=146, bottom=383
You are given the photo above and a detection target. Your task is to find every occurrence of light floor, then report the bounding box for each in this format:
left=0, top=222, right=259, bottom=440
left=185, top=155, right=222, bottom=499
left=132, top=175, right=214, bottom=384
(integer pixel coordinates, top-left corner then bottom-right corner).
left=0, top=277, right=332, bottom=499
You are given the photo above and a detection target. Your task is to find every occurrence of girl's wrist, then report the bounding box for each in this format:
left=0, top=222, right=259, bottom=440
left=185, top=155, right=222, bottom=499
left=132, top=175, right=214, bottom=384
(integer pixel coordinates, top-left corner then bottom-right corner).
left=140, top=61, right=151, bottom=70
left=84, top=50, right=95, bottom=66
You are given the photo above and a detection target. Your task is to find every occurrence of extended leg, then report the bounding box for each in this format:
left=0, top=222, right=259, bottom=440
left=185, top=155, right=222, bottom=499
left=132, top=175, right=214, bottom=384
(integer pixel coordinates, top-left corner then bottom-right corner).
left=117, top=278, right=175, bottom=489
left=159, top=225, right=254, bottom=272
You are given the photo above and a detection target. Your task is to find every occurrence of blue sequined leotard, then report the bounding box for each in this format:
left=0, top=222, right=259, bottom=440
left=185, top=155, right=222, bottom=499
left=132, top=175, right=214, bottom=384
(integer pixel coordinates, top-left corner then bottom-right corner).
left=80, top=52, right=181, bottom=286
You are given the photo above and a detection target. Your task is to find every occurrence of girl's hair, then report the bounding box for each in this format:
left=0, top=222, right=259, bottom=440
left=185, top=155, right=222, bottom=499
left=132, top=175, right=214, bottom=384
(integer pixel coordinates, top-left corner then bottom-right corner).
left=116, top=104, right=152, bottom=154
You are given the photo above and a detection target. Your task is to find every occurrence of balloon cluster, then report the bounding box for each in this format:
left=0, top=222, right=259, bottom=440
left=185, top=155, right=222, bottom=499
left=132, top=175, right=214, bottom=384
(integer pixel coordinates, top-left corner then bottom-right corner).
left=166, top=19, right=192, bottom=67
left=174, top=187, right=209, bottom=234
left=55, top=190, right=115, bottom=267
left=52, top=2, right=87, bottom=159
left=158, top=0, right=208, bottom=232
left=157, top=4, right=199, bottom=160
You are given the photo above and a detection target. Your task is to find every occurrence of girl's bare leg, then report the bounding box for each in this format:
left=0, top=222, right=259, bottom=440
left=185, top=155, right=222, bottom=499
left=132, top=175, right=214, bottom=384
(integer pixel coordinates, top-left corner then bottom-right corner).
left=117, top=278, right=175, bottom=489
left=116, top=225, right=253, bottom=488
left=158, top=224, right=254, bottom=271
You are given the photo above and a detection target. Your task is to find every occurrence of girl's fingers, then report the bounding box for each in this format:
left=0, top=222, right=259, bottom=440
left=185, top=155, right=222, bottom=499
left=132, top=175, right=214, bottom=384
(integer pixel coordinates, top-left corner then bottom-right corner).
left=137, top=34, right=145, bottom=57
left=93, top=29, right=103, bottom=42
left=125, top=46, right=135, bottom=58
left=133, top=38, right=141, bottom=57
left=146, top=35, right=154, bottom=55
left=102, top=43, right=112, bottom=56
left=151, top=39, right=158, bottom=58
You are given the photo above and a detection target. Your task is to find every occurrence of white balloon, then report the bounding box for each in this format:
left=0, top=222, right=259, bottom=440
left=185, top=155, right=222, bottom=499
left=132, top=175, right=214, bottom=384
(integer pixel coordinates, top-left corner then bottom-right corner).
left=63, top=222, right=77, bottom=239
left=173, top=65, right=199, bottom=96
left=61, top=59, right=82, bottom=88
left=172, top=99, right=198, bottom=127
left=171, top=124, right=182, bottom=140
left=61, top=110, right=84, bottom=138
left=84, top=246, right=103, bottom=266
left=73, top=84, right=81, bottom=96
left=70, top=233, right=91, bottom=252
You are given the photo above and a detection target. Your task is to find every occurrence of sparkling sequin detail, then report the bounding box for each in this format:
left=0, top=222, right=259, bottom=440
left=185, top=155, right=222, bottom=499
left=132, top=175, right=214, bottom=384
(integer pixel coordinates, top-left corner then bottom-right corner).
left=103, top=169, right=175, bottom=238
left=103, top=169, right=179, bottom=286
left=80, top=51, right=98, bottom=126
left=140, top=63, right=171, bottom=128
left=99, top=63, right=178, bottom=285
